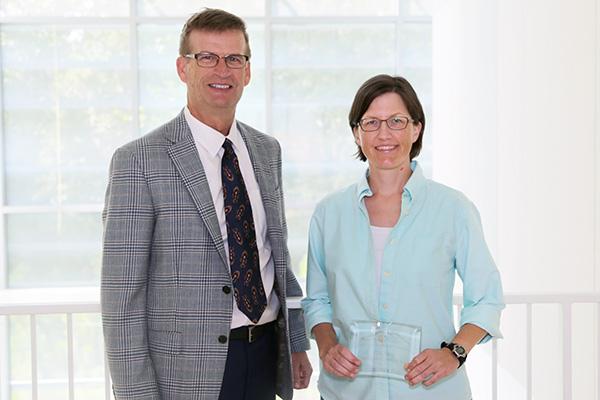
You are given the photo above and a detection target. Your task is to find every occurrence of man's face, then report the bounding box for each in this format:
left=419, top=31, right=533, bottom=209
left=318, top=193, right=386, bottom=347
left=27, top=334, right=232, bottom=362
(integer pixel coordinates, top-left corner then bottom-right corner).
left=177, top=29, right=250, bottom=118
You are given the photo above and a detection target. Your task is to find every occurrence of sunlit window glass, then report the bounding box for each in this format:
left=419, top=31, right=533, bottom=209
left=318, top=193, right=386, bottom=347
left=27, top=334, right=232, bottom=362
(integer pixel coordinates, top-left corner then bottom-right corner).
left=0, top=4, right=431, bottom=400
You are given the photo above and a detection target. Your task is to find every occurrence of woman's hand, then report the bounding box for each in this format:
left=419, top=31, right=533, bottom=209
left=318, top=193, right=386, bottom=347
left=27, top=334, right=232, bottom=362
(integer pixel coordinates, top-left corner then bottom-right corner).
left=405, top=324, right=488, bottom=386
left=320, top=343, right=361, bottom=379
left=312, top=322, right=361, bottom=379
left=404, top=348, right=459, bottom=386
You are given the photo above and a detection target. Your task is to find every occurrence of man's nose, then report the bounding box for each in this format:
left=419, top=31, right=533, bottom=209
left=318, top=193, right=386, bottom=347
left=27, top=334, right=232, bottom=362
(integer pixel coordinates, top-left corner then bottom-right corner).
left=213, top=58, right=231, bottom=75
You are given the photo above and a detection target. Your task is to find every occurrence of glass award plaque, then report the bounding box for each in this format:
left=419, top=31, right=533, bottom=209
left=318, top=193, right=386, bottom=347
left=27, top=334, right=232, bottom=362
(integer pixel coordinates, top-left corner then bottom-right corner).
left=349, top=321, right=421, bottom=381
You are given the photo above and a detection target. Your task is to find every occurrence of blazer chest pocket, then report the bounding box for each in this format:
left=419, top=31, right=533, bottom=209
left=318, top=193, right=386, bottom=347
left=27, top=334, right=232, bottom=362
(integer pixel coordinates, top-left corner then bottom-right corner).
left=148, top=329, right=181, bottom=355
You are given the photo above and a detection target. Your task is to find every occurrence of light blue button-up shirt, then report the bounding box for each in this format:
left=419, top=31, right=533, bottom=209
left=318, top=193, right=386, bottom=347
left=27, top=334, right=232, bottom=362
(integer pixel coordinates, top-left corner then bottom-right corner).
left=302, top=162, right=504, bottom=400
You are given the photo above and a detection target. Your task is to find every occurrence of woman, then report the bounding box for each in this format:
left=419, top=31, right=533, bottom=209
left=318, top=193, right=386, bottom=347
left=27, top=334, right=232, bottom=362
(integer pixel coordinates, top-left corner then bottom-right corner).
left=302, top=74, right=504, bottom=400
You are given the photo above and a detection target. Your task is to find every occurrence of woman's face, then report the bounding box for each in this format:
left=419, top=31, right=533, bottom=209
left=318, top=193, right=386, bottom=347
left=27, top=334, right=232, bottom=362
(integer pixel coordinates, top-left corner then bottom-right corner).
left=353, top=92, right=421, bottom=172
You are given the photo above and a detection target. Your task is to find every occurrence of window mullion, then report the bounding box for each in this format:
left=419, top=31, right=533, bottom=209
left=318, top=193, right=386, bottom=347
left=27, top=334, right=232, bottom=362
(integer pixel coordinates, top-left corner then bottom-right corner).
left=130, top=0, right=140, bottom=139
left=265, top=0, right=273, bottom=135
left=0, top=14, right=9, bottom=400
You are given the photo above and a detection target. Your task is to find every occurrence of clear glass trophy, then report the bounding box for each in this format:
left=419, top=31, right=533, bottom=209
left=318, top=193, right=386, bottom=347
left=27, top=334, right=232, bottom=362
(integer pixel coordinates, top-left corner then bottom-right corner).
left=349, top=321, right=421, bottom=381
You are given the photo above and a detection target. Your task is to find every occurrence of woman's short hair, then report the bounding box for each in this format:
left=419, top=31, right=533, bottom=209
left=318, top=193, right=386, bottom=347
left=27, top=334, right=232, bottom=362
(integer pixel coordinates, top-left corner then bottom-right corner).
left=348, top=74, right=425, bottom=161
left=179, top=8, right=251, bottom=57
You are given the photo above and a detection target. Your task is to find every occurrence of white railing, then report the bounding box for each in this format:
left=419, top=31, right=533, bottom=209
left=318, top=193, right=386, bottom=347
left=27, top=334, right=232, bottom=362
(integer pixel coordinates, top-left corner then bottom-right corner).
left=0, top=288, right=599, bottom=400
left=0, top=288, right=108, bottom=400
left=486, top=293, right=600, bottom=400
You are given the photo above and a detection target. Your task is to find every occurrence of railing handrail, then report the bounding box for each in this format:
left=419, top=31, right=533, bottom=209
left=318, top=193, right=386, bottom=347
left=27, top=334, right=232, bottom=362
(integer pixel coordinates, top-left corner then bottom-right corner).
left=0, top=287, right=100, bottom=315
left=1, top=287, right=599, bottom=400
left=1, top=287, right=599, bottom=315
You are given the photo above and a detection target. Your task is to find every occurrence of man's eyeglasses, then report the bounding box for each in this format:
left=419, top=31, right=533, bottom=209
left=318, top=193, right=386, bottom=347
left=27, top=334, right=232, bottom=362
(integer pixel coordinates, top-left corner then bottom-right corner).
left=184, top=51, right=249, bottom=69
left=356, top=115, right=414, bottom=132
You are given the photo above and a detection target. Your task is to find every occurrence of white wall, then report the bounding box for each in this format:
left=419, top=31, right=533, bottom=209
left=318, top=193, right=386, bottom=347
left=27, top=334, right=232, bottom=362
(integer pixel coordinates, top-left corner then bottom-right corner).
left=432, top=1, right=599, bottom=399
left=433, top=0, right=598, bottom=294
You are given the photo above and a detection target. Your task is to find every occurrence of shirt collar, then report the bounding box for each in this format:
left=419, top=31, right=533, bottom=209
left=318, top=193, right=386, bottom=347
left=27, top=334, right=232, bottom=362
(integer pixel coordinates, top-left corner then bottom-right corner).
left=356, top=160, right=426, bottom=203
left=184, top=106, right=242, bottom=157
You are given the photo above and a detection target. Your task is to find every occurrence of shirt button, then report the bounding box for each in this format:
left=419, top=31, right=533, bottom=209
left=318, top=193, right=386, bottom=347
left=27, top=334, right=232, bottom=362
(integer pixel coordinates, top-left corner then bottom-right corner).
left=383, top=271, right=391, bottom=277
left=218, top=335, right=228, bottom=344
left=222, top=286, right=231, bottom=294
left=383, top=304, right=389, bottom=309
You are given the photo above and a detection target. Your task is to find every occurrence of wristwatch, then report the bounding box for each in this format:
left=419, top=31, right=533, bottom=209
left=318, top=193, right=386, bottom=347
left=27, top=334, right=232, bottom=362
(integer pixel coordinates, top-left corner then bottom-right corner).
left=441, top=341, right=467, bottom=368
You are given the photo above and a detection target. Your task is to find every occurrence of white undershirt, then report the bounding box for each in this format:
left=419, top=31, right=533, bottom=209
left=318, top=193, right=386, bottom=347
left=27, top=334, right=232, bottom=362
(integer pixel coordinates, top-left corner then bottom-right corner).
left=184, top=107, right=279, bottom=328
left=370, top=225, right=393, bottom=294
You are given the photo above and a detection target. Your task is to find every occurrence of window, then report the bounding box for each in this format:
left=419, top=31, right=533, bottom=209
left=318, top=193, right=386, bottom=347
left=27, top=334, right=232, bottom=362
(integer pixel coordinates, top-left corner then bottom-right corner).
left=0, top=1, right=431, bottom=398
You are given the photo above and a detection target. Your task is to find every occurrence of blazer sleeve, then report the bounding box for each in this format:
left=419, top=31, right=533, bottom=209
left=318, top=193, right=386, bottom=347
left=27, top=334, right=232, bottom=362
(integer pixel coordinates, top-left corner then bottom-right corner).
left=275, top=141, right=310, bottom=353
left=101, top=148, right=160, bottom=399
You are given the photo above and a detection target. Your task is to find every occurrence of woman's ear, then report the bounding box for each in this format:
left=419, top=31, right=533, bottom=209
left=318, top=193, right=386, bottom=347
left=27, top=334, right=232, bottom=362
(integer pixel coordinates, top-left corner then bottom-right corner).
left=353, top=127, right=361, bottom=145
left=411, top=122, right=422, bottom=143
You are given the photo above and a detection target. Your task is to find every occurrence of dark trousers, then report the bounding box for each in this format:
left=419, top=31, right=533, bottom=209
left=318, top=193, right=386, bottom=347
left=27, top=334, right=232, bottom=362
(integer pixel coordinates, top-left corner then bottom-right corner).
left=218, top=325, right=277, bottom=400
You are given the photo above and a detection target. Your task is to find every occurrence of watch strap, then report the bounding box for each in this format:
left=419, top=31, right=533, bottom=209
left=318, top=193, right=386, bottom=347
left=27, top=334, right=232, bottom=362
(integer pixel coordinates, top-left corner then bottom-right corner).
left=441, top=341, right=467, bottom=368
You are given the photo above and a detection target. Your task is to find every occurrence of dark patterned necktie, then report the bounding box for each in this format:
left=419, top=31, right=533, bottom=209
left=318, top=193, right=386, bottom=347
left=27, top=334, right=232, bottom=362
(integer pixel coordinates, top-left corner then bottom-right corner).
left=221, top=138, right=267, bottom=323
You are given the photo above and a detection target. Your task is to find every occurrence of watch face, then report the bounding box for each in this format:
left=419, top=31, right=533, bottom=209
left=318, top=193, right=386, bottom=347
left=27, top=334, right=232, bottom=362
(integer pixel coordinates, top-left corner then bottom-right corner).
left=454, top=345, right=466, bottom=356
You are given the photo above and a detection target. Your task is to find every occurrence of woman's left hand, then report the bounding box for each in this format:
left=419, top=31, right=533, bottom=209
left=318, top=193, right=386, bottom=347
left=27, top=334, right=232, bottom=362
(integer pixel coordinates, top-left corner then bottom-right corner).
left=404, top=348, right=459, bottom=387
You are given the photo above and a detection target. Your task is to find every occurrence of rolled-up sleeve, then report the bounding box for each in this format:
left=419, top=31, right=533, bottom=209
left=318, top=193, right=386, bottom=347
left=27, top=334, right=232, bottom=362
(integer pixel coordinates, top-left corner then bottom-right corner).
left=301, top=208, right=334, bottom=337
left=455, top=200, right=505, bottom=343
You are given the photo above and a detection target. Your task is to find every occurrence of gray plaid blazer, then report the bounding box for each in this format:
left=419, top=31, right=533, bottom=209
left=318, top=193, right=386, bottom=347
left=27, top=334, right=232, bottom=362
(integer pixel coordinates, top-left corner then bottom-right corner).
left=101, top=110, right=309, bottom=400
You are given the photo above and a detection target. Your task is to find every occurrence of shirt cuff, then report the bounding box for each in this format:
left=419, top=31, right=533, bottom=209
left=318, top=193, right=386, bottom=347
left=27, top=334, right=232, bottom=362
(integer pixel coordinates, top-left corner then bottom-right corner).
left=302, top=300, right=333, bottom=339
left=460, top=303, right=504, bottom=344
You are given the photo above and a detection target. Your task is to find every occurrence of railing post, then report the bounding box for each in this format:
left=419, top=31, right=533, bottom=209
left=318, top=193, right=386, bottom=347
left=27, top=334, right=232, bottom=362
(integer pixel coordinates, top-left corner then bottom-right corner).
left=0, top=315, right=8, bottom=400
left=526, top=303, right=532, bottom=400
left=67, top=313, right=74, bottom=400
left=563, top=303, right=572, bottom=400
left=104, top=353, right=111, bottom=400
left=491, top=338, right=498, bottom=400
left=30, top=314, right=37, bottom=400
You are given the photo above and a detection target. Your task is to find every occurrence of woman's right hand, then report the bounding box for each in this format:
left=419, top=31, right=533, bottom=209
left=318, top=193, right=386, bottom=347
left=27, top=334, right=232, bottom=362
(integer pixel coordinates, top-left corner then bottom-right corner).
left=312, top=323, right=361, bottom=379
left=320, top=342, right=361, bottom=379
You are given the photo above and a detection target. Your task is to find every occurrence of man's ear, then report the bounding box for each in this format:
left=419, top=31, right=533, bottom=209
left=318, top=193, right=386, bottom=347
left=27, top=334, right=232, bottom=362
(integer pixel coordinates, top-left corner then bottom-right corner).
left=176, top=56, right=188, bottom=83
left=243, top=61, right=251, bottom=86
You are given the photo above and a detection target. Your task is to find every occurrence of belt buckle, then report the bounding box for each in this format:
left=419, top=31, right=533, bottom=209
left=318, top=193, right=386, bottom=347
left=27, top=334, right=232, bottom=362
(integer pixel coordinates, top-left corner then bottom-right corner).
left=248, top=325, right=256, bottom=343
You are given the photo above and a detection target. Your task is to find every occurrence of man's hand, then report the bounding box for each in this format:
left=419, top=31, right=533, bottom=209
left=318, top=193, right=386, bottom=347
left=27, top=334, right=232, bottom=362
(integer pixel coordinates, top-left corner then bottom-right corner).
left=291, top=351, right=313, bottom=389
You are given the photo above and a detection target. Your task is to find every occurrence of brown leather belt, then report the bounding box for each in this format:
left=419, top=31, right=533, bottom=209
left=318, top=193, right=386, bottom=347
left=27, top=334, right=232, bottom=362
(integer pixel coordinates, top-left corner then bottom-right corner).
left=229, top=321, right=276, bottom=343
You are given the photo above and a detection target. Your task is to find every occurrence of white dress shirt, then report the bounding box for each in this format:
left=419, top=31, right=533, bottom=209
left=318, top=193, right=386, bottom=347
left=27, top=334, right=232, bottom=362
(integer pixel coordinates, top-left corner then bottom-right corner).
left=184, top=107, right=280, bottom=328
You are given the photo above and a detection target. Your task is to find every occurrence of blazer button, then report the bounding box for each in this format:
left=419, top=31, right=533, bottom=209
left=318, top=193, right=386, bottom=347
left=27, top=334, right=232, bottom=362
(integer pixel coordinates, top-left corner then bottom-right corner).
left=222, top=286, right=231, bottom=294
left=218, top=335, right=228, bottom=344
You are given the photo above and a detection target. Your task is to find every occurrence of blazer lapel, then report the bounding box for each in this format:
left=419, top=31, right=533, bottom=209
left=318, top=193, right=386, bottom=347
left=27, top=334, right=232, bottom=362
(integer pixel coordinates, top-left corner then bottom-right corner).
left=166, top=114, right=228, bottom=269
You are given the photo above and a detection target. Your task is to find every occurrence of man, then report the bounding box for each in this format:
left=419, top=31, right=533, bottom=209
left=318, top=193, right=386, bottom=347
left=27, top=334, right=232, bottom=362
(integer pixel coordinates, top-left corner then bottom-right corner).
left=101, top=8, right=312, bottom=400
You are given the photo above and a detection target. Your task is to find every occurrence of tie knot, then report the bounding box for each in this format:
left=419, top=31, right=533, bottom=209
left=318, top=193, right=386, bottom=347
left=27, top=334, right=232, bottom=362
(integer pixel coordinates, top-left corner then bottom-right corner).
left=222, top=138, right=234, bottom=154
